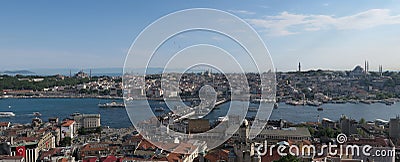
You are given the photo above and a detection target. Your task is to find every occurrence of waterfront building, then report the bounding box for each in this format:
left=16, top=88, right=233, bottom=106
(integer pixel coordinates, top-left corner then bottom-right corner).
left=70, top=113, right=101, bottom=130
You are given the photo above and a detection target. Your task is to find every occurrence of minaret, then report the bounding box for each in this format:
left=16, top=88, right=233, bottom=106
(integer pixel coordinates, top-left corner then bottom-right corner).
left=89, top=69, right=92, bottom=79
left=364, top=60, right=367, bottom=74
left=298, top=62, right=301, bottom=72
left=367, top=61, right=369, bottom=73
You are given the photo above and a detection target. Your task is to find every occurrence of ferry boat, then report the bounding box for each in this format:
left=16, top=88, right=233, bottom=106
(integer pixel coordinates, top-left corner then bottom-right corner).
left=0, top=112, right=16, bottom=117
left=317, top=107, right=324, bottom=111
left=98, top=101, right=125, bottom=108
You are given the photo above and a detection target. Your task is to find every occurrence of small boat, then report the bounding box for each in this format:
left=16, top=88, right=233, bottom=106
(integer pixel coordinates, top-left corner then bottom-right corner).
left=98, top=101, right=125, bottom=108
left=33, top=112, right=42, bottom=117
left=0, top=112, right=15, bottom=117
left=360, top=100, right=372, bottom=104
left=386, top=101, right=395, bottom=106
left=348, top=100, right=359, bottom=104
left=317, top=107, right=324, bottom=111
left=154, top=107, right=165, bottom=112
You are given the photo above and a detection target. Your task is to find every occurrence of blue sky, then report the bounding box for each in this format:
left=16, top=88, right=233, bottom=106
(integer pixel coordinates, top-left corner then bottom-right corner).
left=1, top=1, right=400, bottom=72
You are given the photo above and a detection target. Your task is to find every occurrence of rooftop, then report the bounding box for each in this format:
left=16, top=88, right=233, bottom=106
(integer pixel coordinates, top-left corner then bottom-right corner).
left=261, top=127, right=311, bottom=137
left=61, top=120, right=75, bottom=127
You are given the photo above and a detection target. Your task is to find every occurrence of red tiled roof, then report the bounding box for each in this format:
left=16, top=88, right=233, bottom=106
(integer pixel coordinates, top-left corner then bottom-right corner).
left=137, top=139, right=157, bottom=150
left=167, top=153, right=183, bottom=161
left=100, top=155, right=117, bottom=162
left=83, top=157, right=98, bottom=162
left=61, top=120, right=74, bottom=127
left=261, top=148, right=282, bottom=162
left=0, top=122, right=10, bottom=127
left=204, top=149, right=229, bottom=161
left=57, top=158, right=68, bottom=162
left=39, top=148, right=62, bottom=160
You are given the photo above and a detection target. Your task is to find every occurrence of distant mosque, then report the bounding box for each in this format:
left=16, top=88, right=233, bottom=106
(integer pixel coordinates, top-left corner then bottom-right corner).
left=349, top=60, right=371, bottom=77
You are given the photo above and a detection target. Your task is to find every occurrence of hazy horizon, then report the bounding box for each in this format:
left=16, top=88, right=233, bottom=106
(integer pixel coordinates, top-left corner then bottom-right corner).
left=1, top=65, right=399, bottom=76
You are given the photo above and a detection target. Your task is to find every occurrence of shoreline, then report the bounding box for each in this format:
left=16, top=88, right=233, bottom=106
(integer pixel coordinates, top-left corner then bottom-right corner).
left=1, top=95, right=399, bottom=106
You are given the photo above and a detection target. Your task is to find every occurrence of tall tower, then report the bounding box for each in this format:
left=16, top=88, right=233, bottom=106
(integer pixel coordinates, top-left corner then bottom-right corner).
left=298, top=62, right=301, bottom=72
left=364, top=60, right=367, bottom=74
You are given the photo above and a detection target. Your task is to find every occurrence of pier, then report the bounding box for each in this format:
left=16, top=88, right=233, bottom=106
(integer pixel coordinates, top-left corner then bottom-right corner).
left=174, top=98, right=230, bottom=122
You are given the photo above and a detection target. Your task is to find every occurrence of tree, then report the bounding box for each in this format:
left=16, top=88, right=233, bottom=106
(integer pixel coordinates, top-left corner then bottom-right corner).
left=359, top=118, right=366, bottom=125
left=60, top=137, right=72, bottom=147
left=274, top=155, right=300, bottom=162
left=95, top=127, right=102, bottom=134
left=78, top=127, right=87, bottom=135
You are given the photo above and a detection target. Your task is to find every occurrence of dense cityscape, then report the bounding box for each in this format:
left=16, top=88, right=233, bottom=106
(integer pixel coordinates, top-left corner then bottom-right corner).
left=2, top=62, right=400, bottom=104
left=1, top=63, right=400, bottom=161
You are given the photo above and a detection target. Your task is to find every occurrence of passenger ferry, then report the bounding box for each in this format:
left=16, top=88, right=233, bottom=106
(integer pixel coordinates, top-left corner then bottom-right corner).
left=0, top=112, right=16, bottom=117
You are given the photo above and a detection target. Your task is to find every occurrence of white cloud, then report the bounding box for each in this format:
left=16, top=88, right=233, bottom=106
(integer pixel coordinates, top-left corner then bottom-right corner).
left=247, top=9, right=400, bottom=36
left=228, top=10, right=256, bottom=15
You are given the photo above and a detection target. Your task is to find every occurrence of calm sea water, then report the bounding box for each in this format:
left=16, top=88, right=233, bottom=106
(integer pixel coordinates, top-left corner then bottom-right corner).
left=1, top=98, right=400, bottom=128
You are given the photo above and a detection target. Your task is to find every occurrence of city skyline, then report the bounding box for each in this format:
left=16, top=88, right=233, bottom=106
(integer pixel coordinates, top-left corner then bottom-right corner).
left=1, top=1, right=400, bottom=72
